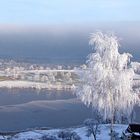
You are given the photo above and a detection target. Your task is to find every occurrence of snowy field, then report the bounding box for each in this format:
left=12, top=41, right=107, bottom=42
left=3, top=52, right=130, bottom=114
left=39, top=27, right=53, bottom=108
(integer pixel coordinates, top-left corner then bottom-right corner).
left=0, top=124, right=127, bottom=140
left=0, top=68, right=140, bottom=91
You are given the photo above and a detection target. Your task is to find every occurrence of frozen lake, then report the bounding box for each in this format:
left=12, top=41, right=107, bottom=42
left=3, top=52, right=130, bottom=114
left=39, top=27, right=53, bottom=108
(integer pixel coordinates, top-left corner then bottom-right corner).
left=0, top=88, right=139, bottom=131
left=0, top=89, right=93, bottom=131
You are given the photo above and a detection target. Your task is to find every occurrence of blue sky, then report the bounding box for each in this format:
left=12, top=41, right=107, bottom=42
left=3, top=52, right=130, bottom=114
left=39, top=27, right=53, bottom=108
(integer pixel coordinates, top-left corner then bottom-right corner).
left=0, top=0, right=139, bottom=25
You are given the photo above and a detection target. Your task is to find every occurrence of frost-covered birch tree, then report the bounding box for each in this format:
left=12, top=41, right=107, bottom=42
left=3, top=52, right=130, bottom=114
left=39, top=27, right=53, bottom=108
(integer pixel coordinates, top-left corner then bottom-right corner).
left=75, top=32, right=139, bottom=134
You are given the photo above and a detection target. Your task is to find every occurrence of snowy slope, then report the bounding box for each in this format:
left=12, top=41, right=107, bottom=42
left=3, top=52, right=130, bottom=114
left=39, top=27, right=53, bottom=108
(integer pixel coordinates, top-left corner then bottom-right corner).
left=1, top=124, right=127, bottom=140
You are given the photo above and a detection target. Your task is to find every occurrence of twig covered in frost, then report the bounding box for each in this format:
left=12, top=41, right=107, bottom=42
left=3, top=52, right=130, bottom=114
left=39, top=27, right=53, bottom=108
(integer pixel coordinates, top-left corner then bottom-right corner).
left=75, top=31, right=140, bottom=137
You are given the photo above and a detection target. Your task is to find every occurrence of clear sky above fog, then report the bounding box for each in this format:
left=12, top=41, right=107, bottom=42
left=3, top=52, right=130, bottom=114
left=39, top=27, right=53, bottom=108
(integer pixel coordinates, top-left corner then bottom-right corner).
left=0, top=0, right=139, bottom=25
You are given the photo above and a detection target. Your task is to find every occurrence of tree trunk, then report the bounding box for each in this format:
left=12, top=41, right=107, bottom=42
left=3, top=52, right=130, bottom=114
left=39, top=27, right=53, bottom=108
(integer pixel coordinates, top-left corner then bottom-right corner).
left=131, top=110, right=134, bottom=123
left=110, top=115, right=114, bottom=140
left=109, top=86, right=115, bottom=140
left=93, top=134, right=96, bottom=140
left=92, top=133, right=96, bottom=140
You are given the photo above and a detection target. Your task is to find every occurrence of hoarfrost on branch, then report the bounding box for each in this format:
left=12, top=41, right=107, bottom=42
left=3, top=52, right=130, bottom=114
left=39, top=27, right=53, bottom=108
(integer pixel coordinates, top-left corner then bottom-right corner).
left=76, top=32, right=139, bottom=122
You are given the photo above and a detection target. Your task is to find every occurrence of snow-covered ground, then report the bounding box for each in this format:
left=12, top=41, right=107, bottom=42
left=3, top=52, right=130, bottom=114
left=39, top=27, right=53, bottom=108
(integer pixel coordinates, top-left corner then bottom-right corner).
left=0, top=124, right=127, bottom=140
left=0, top=69, right=140, bottom=91
left=0, top=80, right=74, bottom=90
left=0, top=60, right=140, bottom=91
